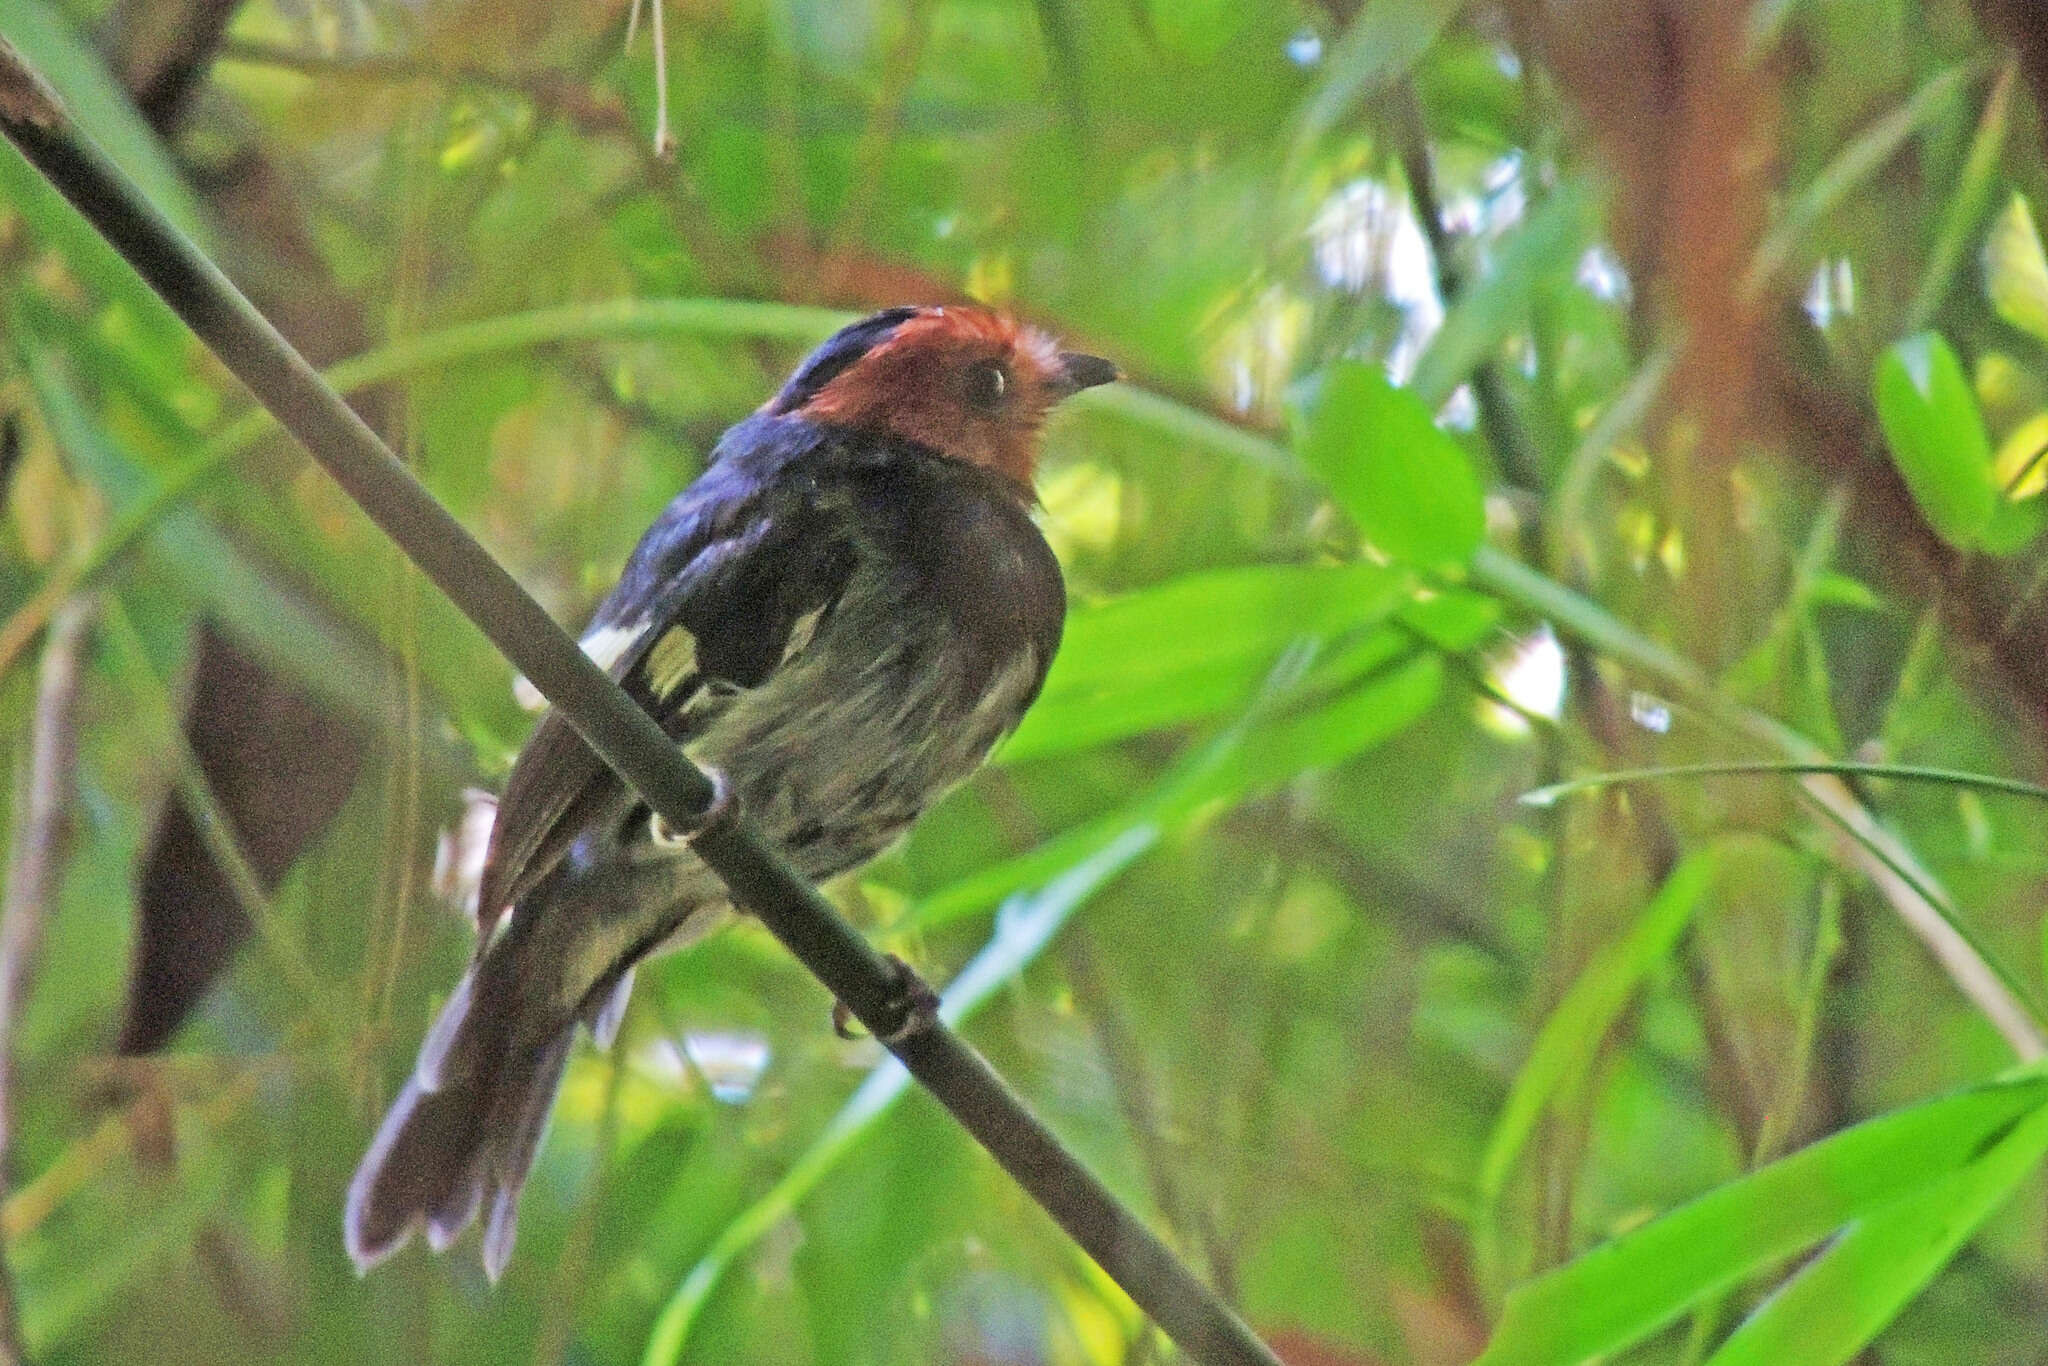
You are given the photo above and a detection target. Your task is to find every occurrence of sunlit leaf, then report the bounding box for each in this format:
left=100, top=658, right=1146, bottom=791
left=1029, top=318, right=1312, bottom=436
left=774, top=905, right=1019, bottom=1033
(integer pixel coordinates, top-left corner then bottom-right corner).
left=1474, top=1076, right=2048, bottom=1366
left=1398, top=585, right=1502, bottom=650
left=1985, top=192, right=2048, bottom=344
left=1292, top=361, right=1486, bottom=571
left=1703, top=1097, right=2048, bottom=1365
left=1002, top=561, right=1412, bottom=763
left=1804, top=571, right=1884, bottom=612
left=1872, top=333, right=1997, bottom=549
left=1979, top=489, right=2047, bottom=553
left=1993, top=411, right=2048, bottom=498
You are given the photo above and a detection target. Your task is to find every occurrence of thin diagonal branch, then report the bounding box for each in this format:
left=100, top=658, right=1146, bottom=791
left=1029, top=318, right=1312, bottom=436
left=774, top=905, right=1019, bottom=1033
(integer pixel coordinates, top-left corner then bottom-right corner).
left=0, top=40, right=1280, bottom=1366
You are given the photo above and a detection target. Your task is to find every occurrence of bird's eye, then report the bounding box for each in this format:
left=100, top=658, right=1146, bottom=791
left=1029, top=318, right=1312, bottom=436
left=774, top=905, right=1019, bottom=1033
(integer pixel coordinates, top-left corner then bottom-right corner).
left=964, top=361, right=1009, bottom=410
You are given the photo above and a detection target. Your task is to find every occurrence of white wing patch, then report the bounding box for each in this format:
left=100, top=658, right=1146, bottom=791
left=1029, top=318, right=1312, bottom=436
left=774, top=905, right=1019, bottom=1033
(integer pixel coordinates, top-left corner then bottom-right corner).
left=512, top=621, right=649, bottom=711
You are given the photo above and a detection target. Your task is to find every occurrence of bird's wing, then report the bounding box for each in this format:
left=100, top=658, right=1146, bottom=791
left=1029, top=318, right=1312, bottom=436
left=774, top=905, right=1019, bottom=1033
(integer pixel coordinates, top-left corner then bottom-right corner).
left=474, top=441, right=856, bottom=938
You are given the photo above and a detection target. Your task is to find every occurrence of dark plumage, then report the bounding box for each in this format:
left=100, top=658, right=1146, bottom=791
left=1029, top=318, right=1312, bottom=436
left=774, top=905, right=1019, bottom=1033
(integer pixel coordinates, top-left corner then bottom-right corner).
left=345, top=305, right=1115, bottom=1279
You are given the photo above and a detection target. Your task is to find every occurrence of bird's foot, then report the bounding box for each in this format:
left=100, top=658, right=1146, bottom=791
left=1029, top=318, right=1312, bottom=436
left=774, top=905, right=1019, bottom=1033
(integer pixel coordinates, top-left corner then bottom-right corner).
left=648, top=766, right=739, bottom=847
left=833, top=954, right=940, bottom=1045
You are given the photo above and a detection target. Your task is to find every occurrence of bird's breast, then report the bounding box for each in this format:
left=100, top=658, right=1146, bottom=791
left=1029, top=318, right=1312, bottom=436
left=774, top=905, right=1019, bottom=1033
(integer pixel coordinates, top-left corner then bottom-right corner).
left=687, top=460, right=1062, bottom=882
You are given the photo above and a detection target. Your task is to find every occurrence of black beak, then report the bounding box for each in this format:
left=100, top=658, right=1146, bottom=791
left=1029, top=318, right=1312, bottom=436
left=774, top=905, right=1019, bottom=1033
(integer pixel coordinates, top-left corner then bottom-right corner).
left=1051, top=351, right=1120, bottom=398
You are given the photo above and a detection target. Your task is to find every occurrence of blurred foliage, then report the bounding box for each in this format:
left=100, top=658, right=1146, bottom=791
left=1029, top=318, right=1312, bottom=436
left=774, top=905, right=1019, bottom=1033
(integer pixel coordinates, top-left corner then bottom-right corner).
left=4, top=1, right=2048, bottom=1364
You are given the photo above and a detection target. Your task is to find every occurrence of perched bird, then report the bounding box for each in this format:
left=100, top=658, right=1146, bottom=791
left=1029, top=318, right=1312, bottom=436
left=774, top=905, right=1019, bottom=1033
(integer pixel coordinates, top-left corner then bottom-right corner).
left=345, top=305, right=1117, bottom=1279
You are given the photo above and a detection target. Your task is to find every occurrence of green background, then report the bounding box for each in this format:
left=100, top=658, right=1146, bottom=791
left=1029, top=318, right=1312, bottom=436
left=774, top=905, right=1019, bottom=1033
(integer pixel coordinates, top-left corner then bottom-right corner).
left=4, top=1, right=2048, bottom=1363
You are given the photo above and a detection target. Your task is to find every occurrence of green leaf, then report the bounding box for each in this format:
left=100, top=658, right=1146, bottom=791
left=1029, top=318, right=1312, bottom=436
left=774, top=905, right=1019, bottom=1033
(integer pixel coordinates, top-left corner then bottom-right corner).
left=1293, top=361, right=1486, bottom=571
left=1473, top=1076, right=2048, bottom=1366
left=1218, top=649, right=1443, bottom=792
left=1398, top=585, right=1502, bottom=651
left=1704, top=1096, right=2048, bottom=1366
left=1872, top=333, right=1997, bottom=549
left=1001, top=562, right=1412, bottom=763
left=1980, top=488, right=2048, bottom=553
left=916, top=648, right=1442, bottom=929
left=1392, top=589, right=1507, bottom=651
left=1804, top=571, right=1885, bottom=612
left=1985, top=192, right=2048, bottom=343
left=1476, top=850, right=1721, bottom=1207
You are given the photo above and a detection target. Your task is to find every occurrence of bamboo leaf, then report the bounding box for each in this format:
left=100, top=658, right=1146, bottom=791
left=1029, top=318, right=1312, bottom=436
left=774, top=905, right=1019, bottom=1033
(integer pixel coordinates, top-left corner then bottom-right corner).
left=1873, top=333, right=1997, bottom=549
left=1703, top=1098, right=2048, bottom=1366
left=1001, top=562, right=1412, bottom=763
left=1292, top=361, right=1486, bottom=571
left=1985, top=192, right=2048, bottom=344
left=1474, top=1077, right=2048, bottom=1366
left=919, top=647, right=1442, bottom=929
left=1476, top=850, right=1721, bottom=1207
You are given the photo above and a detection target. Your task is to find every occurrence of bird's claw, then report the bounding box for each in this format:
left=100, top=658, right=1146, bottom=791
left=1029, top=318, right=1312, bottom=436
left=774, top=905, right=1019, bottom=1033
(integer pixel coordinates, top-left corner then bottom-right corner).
left=649, top=766, right=739, bottom=847
left=833, top=954, right=940, bottom=1044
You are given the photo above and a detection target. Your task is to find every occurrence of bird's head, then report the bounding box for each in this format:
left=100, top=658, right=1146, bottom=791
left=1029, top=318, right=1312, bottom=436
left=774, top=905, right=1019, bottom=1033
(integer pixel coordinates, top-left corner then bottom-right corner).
left=763, top=305, right=1119, bottom=488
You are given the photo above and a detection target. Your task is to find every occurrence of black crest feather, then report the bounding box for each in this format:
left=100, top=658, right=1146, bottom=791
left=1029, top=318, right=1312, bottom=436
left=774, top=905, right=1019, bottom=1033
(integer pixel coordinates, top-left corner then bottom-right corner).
left=764, top=306, right=921, bottom=414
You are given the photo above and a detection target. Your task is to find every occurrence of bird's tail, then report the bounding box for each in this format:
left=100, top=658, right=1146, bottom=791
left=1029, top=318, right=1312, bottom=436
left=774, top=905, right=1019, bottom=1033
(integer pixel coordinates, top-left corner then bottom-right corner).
left=342, top=950, right=636, bottom=1281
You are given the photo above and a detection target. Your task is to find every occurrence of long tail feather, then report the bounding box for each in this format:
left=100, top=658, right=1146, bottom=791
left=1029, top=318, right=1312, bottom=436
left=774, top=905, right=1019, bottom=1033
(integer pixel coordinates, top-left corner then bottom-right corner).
left=343, top=961, right=585, bottom=1280
left=346, top=857, right=710, bottom=1278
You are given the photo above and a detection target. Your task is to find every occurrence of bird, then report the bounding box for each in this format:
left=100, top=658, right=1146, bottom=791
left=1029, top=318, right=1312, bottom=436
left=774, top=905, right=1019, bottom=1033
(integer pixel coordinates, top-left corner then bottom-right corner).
left=344, top=304, right=1117, bottom=1280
